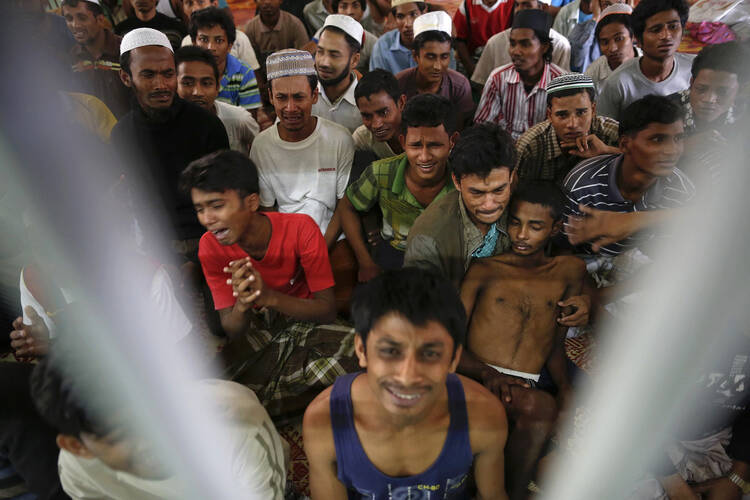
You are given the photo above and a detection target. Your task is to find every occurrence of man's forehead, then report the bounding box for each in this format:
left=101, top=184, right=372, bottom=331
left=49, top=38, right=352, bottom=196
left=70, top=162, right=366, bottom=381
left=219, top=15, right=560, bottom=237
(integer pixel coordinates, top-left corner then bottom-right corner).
left=645, top=9, right=680, bottom=25
left=191, top=188, right=236, bottom=201
left=510, top=28, right=537, bottom=41
left=178, top=60, right=214, bottom=77
left=461, top=168, right=511, bottom=186
left=694, top=68, right=739, bottom=85
left=369, top=314, right=453, bottom=346
left=638, top=120, right=684, bottom=135
left=271, top=75, right=313, bottom=93
left=395, top=3, right=420, bottom=14
left=550, top=92, right=592, bottom=110
left=357, top=91, right=396, bottom=108
left=420, top=40, right=451, bottom=53
left=405, top=124, right=449, bottom=141
left=130, top=46, right=175, bottom=67
left=197, top=24, right=228, bottom=36
left=318, top=30, right=349, bottom=51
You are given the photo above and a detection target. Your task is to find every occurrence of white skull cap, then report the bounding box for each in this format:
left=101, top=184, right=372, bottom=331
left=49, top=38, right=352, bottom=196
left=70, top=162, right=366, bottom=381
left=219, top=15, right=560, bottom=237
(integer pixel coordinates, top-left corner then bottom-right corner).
left=413, top=11, right=452, bottom=38
left=322, top=14, right=365, bottom=45
left=120, top=28, right=173, bottom=56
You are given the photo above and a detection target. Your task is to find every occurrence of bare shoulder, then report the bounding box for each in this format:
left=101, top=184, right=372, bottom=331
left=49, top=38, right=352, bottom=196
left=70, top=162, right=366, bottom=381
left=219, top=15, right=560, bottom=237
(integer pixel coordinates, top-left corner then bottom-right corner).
left=458, top=374, right=508, bottom=431
left=553, top=255, right=587, bottom=279
left=303, top=386, right=334, bottom=443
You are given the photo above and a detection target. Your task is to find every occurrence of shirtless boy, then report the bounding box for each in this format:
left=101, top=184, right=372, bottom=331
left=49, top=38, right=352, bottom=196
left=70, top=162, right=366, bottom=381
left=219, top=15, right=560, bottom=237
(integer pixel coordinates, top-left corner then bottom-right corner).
left=460, top=181, right=586, bottom=499
left=304, top=268, right=509, bottom=499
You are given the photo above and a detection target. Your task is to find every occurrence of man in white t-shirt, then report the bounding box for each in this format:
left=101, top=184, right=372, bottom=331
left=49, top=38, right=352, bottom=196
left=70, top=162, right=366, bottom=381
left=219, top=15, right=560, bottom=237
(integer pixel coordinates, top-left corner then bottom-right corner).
left=29, top=352, right=287, bottom=500
left=179, top=0, right=260, bottom=70
left=250, top=49, right=354, bottom=247
left=596, top=0, right=694, bottom=121
left=176, top=45, right=259, bottom=156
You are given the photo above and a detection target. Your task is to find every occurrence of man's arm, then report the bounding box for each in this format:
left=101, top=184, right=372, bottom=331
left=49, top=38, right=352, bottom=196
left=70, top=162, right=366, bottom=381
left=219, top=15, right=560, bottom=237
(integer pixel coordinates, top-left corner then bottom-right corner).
left=303, top=389, right=349, bottom=500
left=323, top=202, right=343, bottom=249
left=465, top=377, right=510, bottom=500
left=340, top=194, right=381, bottom=282
left=455, top=40, right=476, bottom=78
left=566, top=205, right=679, bottom=251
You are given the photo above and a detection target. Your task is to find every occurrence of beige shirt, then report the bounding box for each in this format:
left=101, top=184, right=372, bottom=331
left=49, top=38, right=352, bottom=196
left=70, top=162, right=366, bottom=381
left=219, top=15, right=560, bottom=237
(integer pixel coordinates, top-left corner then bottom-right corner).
left=215, top=100, right=259, bottom=156
left=352, top=124, right=397, bottom=159
left=181, top=30, right=259, bottom=70
left=312, top=75, right=362, bottom=133
left=471, top=27, right=571, bottom=84
left=243, top=11, right=309, bottom=65
left=585, top=47, right=643, bottom=92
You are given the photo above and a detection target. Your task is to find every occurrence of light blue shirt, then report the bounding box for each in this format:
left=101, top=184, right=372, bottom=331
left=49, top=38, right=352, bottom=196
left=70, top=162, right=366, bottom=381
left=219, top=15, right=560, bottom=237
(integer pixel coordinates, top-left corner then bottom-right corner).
left=369, top=28, right=457, bottom=74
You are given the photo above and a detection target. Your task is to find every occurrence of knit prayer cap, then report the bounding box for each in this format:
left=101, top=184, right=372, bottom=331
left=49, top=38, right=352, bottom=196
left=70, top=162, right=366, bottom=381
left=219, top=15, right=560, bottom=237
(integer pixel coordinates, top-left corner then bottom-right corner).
left=597, top=3, right=633, bottom=25
left=323, top=14, right=365, bottom=45
left=265, top=49, right=316, bottom=81
left=546, top=73, right=595, bottom=95
left=512, top=9, right=550, bottom=36
left=413, top=11, right=452, bottom=38
left=120, top=28, right=173, bottom=55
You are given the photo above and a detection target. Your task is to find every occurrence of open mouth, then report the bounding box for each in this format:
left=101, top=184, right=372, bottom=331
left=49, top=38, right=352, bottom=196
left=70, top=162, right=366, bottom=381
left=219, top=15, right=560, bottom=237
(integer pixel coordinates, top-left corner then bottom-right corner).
left=385, top=387, right=424, bottom=407
left=416, top=163, right=437, bottom=174
left=212, top=228, right=230, bottom=240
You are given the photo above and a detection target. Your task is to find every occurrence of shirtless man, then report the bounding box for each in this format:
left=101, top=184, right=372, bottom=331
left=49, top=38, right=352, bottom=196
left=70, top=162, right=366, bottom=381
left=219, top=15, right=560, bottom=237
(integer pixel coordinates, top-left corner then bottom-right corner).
left=304, top=268, right=509, bottom=499
left=459, top=180, right=586, bottom=499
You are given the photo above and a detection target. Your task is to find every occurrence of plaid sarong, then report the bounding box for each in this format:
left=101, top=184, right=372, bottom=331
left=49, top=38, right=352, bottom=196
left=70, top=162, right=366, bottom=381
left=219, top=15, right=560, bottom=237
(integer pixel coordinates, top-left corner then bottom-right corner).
left=220, top=309, right=358, bottom=417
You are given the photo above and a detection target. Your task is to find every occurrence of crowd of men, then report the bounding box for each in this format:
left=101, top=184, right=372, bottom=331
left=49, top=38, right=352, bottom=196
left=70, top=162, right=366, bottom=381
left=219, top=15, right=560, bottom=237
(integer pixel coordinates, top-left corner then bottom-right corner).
left=2, top=0, right=750, bottom=498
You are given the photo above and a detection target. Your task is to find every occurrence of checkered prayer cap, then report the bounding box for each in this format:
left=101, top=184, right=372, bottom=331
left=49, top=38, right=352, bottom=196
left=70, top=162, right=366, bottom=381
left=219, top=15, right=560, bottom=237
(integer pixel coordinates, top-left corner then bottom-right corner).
left=120, top=28, right=173, bottom=55
left=546, top=73, right=595, bottom=95
left=265, top=49, right=316, bottom=81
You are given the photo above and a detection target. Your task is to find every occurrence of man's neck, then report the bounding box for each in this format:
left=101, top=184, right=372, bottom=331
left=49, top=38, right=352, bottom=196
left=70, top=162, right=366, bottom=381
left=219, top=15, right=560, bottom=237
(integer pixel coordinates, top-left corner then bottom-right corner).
left=217, top=57, right=227, bottom=79
left=503, top=249, right=550, bottom=268
left=415, top=70, right=442, bottom=94
left=323, top=73, right=353, bottom=104
left=278, top=116, right=317, bottom=142
left=639, top=53, right=675, bottom=83
left=134, top=8, right=157, bottom=22
left=617, top=156, right=658, bottom=202
left=518, top=62, right=544, bottom=90
left=237, top=213, right=272, bottom=260
left=399, top=34, right=412, bottom=49
left=386, top=135, right=403, bottom=154
left=261, top=11, right=280, bottom=28
left=83, top=29, right=108, bottom=59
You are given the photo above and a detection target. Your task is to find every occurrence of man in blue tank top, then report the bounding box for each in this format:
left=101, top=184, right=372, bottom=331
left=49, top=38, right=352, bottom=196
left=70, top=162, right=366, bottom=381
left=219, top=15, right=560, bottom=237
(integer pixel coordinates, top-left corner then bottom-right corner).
left=303, top=268, right=510, bottom=499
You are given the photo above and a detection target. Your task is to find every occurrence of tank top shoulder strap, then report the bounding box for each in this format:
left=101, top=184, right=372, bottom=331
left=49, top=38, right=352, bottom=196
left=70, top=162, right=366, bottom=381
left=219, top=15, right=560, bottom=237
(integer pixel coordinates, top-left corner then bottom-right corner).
left=329, top=372, right=363, bottom=484
left=444, top=373, right=473, bottom=463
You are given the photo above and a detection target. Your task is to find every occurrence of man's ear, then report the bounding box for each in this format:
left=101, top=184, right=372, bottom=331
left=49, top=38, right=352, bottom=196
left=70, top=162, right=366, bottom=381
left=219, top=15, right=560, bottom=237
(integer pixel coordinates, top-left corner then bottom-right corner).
left=449, top=344, right=463, bottom=373
left=411, top=49, right=418, bottom=64
left=551, top=218, right=563, bottom=237
left=451, top=173, right=461, bottom=191
left=351, top=51, right=361, bottom=71
left=311, top=86, right=319, bottom=105
left=120, top=69, right=132, bottom=88
left=619, top=134, right=630, bottom=153
left=354, top=334, right=368, bottom=369
left=397, top=94, right=406, bottom=112
left=509, top=168, right=518, bottom=191
left=590, top=101, right=597, bottom=117
left=56, top=434, right=95, bottom=458
left=399, top=133, right=406, bottom=150
left=243, top=192, right=260, bottom=212
left=449, top=131, right=460, bottom=151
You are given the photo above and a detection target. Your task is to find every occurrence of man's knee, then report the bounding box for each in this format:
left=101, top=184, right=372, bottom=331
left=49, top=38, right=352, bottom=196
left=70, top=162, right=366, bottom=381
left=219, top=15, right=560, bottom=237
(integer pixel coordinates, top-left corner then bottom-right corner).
left=510, top=388, right=558, bottom=424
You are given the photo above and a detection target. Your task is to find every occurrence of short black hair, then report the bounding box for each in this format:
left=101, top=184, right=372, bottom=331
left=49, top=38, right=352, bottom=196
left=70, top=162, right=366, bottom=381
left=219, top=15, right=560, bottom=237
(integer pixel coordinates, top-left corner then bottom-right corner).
left=30, top=336, right=113, bottom=439
left=320, top=24, right=361, bottom=54
left=451, top=123, right=516, bottom=180
left=619, top=94, right=683, bottom=136
left=546, top=86, right=596, bottom=107
left=179, top=150, right=259, bottom=198
left=61, top=0, right=104, bottom=16
left=631, top=0, right=689, bottom=41
left=401, top=93, right=456, bottom=135
left=175, top=45, right=220, bottom=83
left=354, top=68, right=402, bottom=104
left=595, top=13, right=634, bottom=41
left=332, top=0, right=364, bottom=12
left=268, top=74, right=318, bottom=94
left=351, top=267, right=466, bottom=355
left=691, top=41, right=748, bottom=84
left=413, top=30, right=453, bottom=53
left=510, top=180, right=566, bottom=221
left=390, top=1, right=427, bottom=17
left=189, top=6, right=236, bottom=44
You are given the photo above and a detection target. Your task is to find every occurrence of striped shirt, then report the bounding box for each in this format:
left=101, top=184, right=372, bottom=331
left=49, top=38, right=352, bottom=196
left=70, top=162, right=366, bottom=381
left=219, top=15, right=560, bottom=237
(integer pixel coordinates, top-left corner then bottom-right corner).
left=562, top=153, right=695, bottom=256
left=218, top=54, right=261, bottom=110
left=515, top=115, right=620, bottom=184
left=474, top=62, right=566, bottom=140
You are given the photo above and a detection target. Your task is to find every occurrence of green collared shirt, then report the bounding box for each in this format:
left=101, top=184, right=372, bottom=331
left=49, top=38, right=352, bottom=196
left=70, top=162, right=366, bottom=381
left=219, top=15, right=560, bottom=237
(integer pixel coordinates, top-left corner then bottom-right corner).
left=346, top=153, right=454, bottom=251
left=515, top=115, right=620, bottom=184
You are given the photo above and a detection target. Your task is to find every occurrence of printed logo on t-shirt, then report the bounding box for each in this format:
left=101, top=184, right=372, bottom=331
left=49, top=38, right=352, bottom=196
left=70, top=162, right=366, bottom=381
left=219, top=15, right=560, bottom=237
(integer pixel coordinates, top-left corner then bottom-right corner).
left=318, top=167, right=336, bottom=173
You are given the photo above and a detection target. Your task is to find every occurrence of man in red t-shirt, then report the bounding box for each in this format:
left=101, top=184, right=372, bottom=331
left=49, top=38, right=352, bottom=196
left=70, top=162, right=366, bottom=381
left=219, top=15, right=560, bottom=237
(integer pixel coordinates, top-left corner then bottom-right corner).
left=180, top=150, right=357, bottom=416
left=454, top=0, right=515, bottom=76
